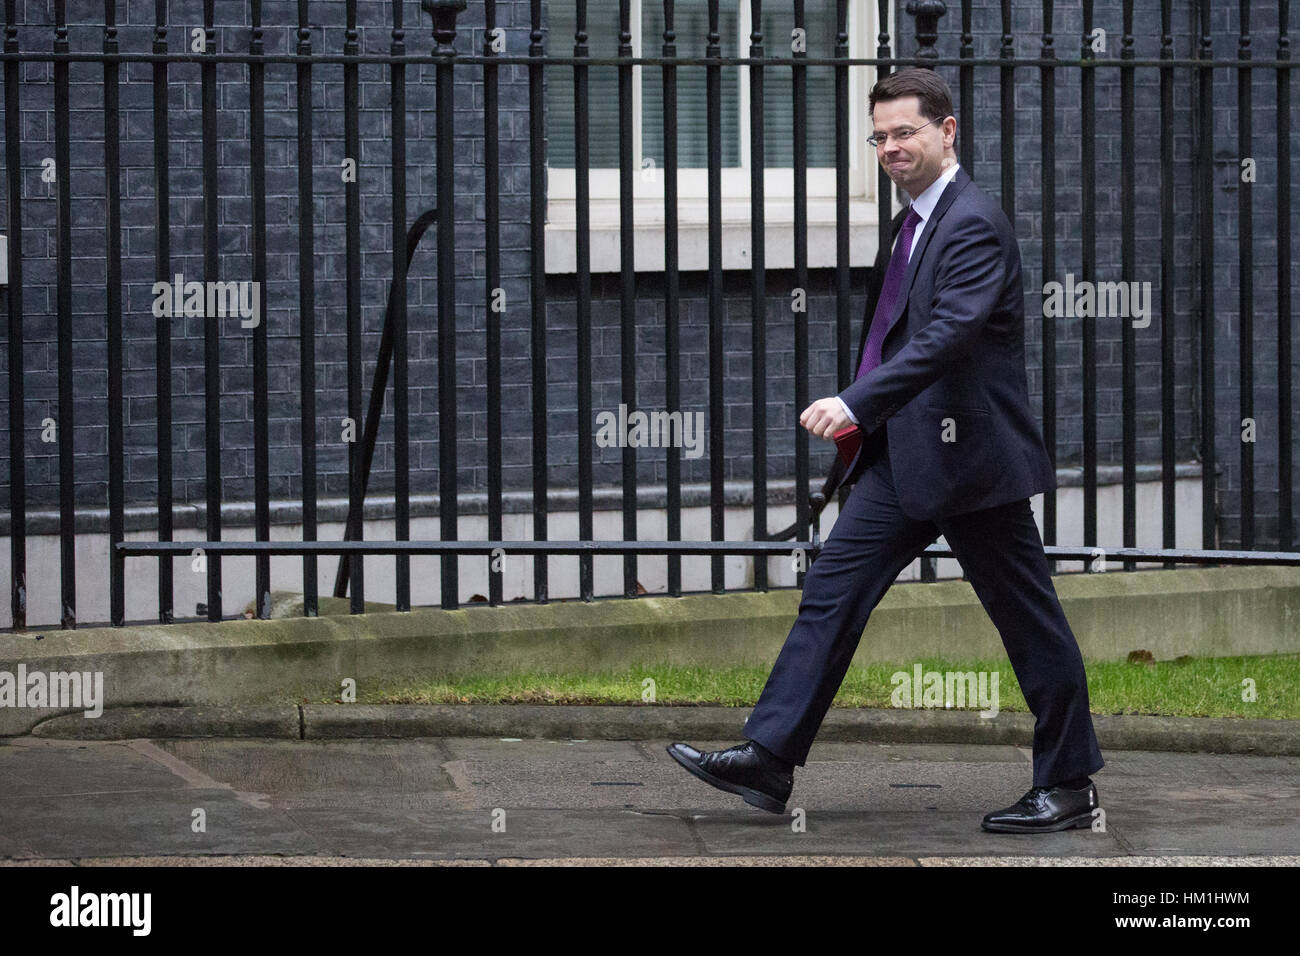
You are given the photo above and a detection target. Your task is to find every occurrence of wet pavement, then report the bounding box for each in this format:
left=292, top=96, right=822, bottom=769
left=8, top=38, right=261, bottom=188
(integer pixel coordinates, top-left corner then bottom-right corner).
left=1, top=736, right=1297, bottom=865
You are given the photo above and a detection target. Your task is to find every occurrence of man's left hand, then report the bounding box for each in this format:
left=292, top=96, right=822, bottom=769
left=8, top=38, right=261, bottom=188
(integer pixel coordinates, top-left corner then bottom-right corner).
left=800, top=397, right=851, bottom=440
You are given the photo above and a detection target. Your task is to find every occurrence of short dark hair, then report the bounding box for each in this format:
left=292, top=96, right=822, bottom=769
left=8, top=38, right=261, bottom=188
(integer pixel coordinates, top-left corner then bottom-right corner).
left=868, top=69, right=954, bottom=124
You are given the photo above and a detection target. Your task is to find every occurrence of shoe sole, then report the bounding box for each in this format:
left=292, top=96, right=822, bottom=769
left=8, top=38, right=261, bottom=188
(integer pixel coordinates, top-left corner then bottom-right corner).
left=980, top=810, right=1096, bottom=834
left=665, top=745, right=788, bottom=814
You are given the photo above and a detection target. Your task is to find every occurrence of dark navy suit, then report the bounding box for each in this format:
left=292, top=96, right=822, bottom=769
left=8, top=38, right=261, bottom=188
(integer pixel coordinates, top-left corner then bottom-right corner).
left=743, top=166, right=1104, bottom=788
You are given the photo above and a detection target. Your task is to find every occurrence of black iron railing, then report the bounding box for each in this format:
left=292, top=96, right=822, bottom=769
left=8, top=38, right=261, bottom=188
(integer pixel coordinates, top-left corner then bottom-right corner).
left=1, top=0, right=1297, bottom=630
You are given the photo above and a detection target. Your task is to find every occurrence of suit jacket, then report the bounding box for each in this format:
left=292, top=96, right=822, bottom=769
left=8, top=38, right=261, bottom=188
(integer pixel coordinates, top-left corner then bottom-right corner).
left=835, top=166, right=1056, bottom=521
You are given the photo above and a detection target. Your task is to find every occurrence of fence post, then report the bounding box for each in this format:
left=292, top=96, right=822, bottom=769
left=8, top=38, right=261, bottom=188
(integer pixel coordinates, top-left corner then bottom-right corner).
left=423, top=0, right=466, bottom=610
left=904, top=1, right=945, bottom=583
left=4, top=4, right=26, bottom=631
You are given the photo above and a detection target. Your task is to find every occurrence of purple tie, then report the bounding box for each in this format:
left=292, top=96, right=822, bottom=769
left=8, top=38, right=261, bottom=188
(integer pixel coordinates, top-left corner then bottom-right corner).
left=856, top=206, right=922, bottom=380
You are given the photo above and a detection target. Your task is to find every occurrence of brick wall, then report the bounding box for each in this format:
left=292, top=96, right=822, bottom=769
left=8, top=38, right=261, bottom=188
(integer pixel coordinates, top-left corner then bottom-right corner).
left=1, top=0, right=1297, bottom=549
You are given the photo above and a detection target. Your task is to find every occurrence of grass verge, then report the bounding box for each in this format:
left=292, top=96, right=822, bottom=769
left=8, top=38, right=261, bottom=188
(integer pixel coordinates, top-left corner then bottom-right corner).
left=330, top=653, right=1300, bottom=720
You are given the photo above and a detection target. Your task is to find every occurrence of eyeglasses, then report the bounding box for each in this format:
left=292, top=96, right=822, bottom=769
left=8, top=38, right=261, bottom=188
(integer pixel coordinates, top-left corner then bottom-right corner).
left=866, top=116, right=943, bottom=149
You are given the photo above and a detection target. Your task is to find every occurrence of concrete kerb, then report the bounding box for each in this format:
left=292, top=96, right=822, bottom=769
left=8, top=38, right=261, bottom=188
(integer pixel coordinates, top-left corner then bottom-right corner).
left=24, top=703, right=1300, bottom=758
left=31, top=704, right=302, bottom=739
left=1, top=565, right=1297, bottom=741
left=0, top=613, right=357, bottom=736
left=0, top=589, right=811, bottom=737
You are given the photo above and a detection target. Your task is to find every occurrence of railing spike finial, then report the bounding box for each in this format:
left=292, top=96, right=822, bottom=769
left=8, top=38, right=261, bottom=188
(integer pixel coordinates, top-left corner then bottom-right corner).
left=905, top=0, right=947, bottom=64
left=422, top=0, right=467, bottom=53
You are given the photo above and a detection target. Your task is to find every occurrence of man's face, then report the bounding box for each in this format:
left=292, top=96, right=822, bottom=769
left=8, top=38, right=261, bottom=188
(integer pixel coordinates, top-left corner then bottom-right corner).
left=870, top=95, right=955, bottom=198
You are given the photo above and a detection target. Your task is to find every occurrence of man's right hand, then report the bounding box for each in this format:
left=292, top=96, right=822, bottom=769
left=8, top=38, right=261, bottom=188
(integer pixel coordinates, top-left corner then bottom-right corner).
left=799, top=397, right=852, bottom=440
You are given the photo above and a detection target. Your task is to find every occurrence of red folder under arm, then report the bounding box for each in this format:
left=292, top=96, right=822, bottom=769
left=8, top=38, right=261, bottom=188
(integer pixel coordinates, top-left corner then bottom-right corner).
left=832, top=424, right=862, bottom=469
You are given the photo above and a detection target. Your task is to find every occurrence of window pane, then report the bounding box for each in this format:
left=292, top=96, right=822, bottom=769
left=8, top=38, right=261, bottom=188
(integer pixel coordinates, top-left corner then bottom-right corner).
left=548, top=1, right=835, bottom=171
left=760, top=0, right=838, bottom=167
left=641, top=0, right=741, bottom=169
left=548, top=2, right=623, bottom=168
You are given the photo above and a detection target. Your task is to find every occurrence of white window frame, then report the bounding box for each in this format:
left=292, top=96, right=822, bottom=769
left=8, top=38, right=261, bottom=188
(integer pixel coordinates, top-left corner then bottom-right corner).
left=544, top=0, right=882, bottom=273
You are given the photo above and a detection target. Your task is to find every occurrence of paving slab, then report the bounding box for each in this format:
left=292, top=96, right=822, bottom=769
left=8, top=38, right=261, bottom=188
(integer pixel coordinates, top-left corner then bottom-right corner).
left=0, top=735, right=1296, bottom=863
left=0, top=789, right=319, bottom=859
left=689, top=811, right=1128, bottom=858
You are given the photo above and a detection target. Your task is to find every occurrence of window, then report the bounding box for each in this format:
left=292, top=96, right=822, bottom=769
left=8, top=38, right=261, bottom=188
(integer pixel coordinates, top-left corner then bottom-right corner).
left=544, top=0, right=881, bottom=273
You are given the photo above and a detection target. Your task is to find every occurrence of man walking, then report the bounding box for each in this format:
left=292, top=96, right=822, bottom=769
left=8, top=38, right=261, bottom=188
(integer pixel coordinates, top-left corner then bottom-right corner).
left=667, top=69, right=1104, bottom=833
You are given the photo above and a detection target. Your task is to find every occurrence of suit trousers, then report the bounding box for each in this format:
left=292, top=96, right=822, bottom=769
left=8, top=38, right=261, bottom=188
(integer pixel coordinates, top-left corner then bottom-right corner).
left=743, top=434, right=1105, bottom=787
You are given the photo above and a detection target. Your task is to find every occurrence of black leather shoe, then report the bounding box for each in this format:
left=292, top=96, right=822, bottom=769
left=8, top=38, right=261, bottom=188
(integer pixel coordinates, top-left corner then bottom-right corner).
left=666, top=741, right=793, bottom=813
left=981, top=783, right=1099, bottom=833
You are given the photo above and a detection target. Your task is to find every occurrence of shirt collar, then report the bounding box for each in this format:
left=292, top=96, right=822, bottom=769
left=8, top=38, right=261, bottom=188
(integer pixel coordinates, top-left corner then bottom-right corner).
left=909, top=162, right=961, bottom=225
